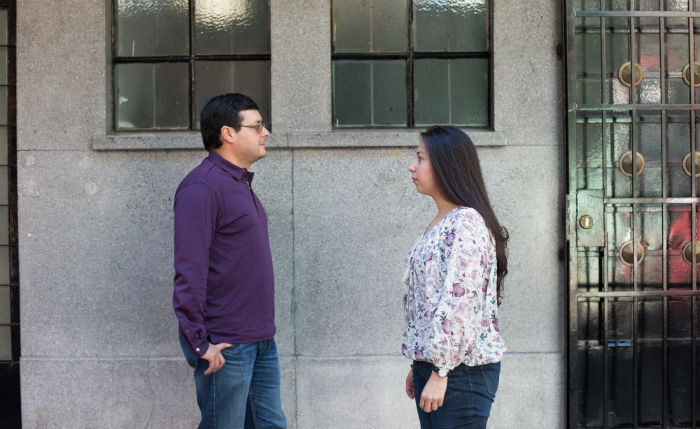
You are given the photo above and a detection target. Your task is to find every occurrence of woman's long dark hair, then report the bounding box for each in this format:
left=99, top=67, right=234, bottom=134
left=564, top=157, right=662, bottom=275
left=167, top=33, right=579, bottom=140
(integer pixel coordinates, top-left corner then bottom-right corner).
left=421, top=126, right=508, bottom=304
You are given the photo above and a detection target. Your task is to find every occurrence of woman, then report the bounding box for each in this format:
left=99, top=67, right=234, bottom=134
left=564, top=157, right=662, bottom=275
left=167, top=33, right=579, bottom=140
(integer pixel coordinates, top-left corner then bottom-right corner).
left=402, top=126, right=508, bottom=429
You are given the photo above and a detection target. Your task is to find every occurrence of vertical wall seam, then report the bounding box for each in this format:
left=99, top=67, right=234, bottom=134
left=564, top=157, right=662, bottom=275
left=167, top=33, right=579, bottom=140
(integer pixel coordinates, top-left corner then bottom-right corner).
left=290, top=145, right=298, bottom=427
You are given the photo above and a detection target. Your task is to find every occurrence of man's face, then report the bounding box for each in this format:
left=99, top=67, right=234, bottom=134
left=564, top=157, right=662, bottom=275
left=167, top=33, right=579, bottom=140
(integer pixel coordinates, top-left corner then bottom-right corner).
left=227, top=109, right=270, bottom=166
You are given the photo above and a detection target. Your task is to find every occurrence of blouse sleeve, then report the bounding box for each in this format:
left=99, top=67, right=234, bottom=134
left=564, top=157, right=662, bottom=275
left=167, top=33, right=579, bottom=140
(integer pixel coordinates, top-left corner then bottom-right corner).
left=428, top=210, right=489, bottom=372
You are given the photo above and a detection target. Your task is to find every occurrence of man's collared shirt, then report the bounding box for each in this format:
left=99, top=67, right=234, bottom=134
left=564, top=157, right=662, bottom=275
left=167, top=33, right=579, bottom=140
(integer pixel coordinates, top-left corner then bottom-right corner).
left=173, top=151, right=276, bottom=357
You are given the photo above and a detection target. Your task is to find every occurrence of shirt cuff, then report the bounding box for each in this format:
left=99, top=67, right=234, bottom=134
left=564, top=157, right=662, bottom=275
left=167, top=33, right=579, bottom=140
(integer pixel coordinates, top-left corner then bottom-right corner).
left=192, top=338, right=209, bottom=357
left=433, top=366, right=450, bottom=378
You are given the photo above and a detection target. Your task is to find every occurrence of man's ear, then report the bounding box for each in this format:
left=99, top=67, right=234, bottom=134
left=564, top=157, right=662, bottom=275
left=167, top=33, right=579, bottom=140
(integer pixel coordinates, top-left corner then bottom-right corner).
left=220, top=125, right=236, bottom=144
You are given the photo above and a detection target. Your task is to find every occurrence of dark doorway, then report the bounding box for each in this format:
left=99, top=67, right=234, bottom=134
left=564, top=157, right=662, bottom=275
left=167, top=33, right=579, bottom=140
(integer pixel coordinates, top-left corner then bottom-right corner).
left=566, top=1, right=700, bottom=428
left=0, top=0, right=19, bottom=427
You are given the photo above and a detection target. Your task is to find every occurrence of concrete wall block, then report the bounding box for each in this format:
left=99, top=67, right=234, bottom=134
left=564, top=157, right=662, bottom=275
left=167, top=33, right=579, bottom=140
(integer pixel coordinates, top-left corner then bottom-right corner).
left=21, top=358, right=200, bottom=429
left=477, top=146, right=566, bottom=353
left=21, top=357, right=297, bottom=429
left=488, top=353, right=565, bottom=429
left=270, top=0, right=332, bottom=133
left=292, top=145, right=564, bottom=356
left=293, top=148, right=434, bottom=356
left=295, top=354, right=564, bottom=429
left=493, top=2, right=563, bottom=146
left=18, top=149, right=294, bottom=357
left=296, top=357, right=418, bottom=429
left=17, top=0, right=107, bottom=151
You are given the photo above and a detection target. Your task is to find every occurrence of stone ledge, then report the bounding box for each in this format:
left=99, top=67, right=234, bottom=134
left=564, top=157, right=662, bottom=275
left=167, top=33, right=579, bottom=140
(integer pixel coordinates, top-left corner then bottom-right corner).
left=91, top=130, right=507, bottom=151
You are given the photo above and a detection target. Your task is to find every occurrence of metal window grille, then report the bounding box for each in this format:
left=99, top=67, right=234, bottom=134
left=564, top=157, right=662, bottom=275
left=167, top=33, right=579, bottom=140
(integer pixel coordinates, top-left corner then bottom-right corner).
left=567, top=1, right=700, bottom=427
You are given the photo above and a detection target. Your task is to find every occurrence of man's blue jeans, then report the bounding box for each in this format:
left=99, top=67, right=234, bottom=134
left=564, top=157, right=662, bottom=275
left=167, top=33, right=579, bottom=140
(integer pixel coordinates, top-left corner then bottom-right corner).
left=180, top=337, right=287, bottom=429
left=412, top=360, right=500, bottom=429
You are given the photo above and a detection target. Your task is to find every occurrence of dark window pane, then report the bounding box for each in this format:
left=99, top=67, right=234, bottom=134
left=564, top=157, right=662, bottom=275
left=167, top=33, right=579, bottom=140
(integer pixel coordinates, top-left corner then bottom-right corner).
left=0, top=363, right=21, bottom=427
left=0, top=10, right=7, bottom=46
left=0, top=86, right=6, bottom=126
left=449, top=58, right=488, bottom=126
left=334, top=61, right=371, bottom=126
left=415, top=58, right=487, bottom=127
left=116, top=0, right=189, bottom=56
left=0, top=207, right=7, bottom=246
left=414, top=59, right=449, bottom=124
left=0, top=325, right=9, bottom=360
left=0, top=246, right=7, bottom=285
left=334, top=0, right=408, bottom=53
left=0, top=166, right=6, bottom=206
left=334, top=60, right=407, bottom=126
left=414, top=0, right=486, bottom=52
left=372, top=61, right=407, bottom=125
left=195, top=61, right=271, bottom=127
left=0, top=127, right=6, bottom=166
left=115, top=63, right=189, bottom=130
left=372, top=0, right=409, bottom=53
left=333, top=0, right=370, bottom=52
left=0, top=286, right=7, bottom=323
left=195, top=0, right=270, bottom=55
left=0, top=47, right=7, bottom=85
left=444, top=0, right=486, bottom=52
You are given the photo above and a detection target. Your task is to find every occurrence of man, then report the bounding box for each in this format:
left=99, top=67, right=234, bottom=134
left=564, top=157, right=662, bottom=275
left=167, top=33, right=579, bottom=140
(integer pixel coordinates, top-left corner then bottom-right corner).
left=173, top=93, right=286, bottom=429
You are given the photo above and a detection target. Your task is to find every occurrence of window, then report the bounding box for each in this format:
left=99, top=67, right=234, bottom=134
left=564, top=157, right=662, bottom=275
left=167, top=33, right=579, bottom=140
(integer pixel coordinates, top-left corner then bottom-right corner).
left=331, top=0, right=491, bottom=128
left=113, top=0, right=270, bottom=131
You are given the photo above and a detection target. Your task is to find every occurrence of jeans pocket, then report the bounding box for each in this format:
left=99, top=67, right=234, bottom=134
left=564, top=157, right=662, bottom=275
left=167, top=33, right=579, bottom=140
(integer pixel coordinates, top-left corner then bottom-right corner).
left=479, top=364, right=500, bottom=397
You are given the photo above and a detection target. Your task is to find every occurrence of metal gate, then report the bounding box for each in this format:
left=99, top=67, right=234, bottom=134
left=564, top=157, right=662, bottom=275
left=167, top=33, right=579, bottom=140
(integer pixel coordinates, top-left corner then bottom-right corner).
left=567, top=1, right=700, bottom=427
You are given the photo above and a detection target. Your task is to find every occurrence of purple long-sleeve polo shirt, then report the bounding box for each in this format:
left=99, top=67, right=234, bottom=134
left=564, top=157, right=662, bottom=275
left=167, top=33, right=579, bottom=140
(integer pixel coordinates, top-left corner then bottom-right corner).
left=173, top=151, right=276, bottom=358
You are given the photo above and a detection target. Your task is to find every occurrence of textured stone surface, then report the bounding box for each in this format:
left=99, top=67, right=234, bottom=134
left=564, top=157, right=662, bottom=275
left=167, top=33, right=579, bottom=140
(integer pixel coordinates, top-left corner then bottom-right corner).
left=295, top=353, right=564, bottom=429
left=93, top=133, right=289, bottom=151
left=296, top=357, right=418, bottom=429
left=17, top=0, right=107, bottom=151
left=21, top=357, right=297, bottom=429
left=292, top=145, right=565, bottom=356
left=493, top=3, right=564, bottom=146
left=293, top=148, right=433, bottom=356
left=488, top=352, right=565, bottom=428
left=287, top=130, right=506, bottom=148
left=270, top=0, right=332, bottom=133
left=477, top=146, right=567, bottom=353
left=18, top=149, right=294, bottom=357
left=94, top=131, right=504, bottom=151
left=17, top=0, right=567, bottom=427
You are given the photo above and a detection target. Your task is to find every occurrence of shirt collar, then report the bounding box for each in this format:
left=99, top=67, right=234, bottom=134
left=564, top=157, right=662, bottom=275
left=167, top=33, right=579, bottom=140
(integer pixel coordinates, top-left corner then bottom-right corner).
left=207, top=151, right=254, bottom=183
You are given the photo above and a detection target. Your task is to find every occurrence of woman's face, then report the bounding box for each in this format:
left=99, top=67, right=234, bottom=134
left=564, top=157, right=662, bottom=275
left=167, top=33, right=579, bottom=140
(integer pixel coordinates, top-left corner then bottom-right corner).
left=408, top=140, right=439, bottom=197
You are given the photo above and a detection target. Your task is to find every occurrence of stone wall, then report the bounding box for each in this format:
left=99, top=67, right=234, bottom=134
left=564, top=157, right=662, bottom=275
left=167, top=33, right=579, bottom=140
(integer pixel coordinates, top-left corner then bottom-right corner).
left=17, top=0, right=566, bottom=427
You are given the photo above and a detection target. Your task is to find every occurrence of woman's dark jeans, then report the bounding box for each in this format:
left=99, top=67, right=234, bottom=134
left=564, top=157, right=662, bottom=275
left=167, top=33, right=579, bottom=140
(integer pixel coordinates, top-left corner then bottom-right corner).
left=412, top=360, right=500, bottom=429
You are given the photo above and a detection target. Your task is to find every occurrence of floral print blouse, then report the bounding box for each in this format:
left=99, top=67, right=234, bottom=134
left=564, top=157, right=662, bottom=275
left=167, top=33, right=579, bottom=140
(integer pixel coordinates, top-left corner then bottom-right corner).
left=402, top=207, right=506, bottom=372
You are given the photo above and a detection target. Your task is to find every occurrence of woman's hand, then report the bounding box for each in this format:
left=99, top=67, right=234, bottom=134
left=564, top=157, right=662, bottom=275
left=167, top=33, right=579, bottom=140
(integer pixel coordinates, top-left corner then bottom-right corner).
left=406, top=368, right=415, bottom=399
left=419, top=372, right=448, bottom=413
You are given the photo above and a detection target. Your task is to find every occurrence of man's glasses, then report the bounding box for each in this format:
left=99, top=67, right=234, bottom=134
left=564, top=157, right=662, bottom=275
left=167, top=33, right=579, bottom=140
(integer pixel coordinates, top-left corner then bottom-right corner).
left=240, top=122, right=266, bottom=134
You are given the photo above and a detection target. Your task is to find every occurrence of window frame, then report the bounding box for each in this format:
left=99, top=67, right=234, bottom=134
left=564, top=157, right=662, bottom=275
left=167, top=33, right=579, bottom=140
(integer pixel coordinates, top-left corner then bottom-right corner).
left=110, top=0, right=271, bottom=132
left=330, top=0, right=493, bottom=130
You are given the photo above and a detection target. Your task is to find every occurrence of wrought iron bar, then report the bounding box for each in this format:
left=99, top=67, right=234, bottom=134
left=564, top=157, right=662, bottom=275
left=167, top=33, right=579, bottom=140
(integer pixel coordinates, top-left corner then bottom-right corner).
left=601, top=11, right=610, bottom=427
left=629, top=11, right=640, bottom=427
left=567, top=1, right=580, bottom=426
left=577, top=11, right=700, bottom=17
left=604, top=197, right=700, bottom=204
left=578, top=290, right=700, bottom=298
left=660, top=9, right=669, bottom=428
left=577, top=104, right=700, bottom=111
left=690, top=5, right=698, bottom=426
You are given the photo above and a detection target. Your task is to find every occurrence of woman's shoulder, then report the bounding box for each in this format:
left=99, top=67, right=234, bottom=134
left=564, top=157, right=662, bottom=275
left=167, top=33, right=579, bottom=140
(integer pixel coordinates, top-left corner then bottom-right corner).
left=447, top=207, right=490, bottom=238
left=452, top=206, right=486, bottom=227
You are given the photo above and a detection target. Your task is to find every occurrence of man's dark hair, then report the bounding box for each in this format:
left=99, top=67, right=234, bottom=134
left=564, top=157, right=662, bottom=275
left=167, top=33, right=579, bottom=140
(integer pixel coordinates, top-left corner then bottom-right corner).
left=200, top=93, right=259, bottom=151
